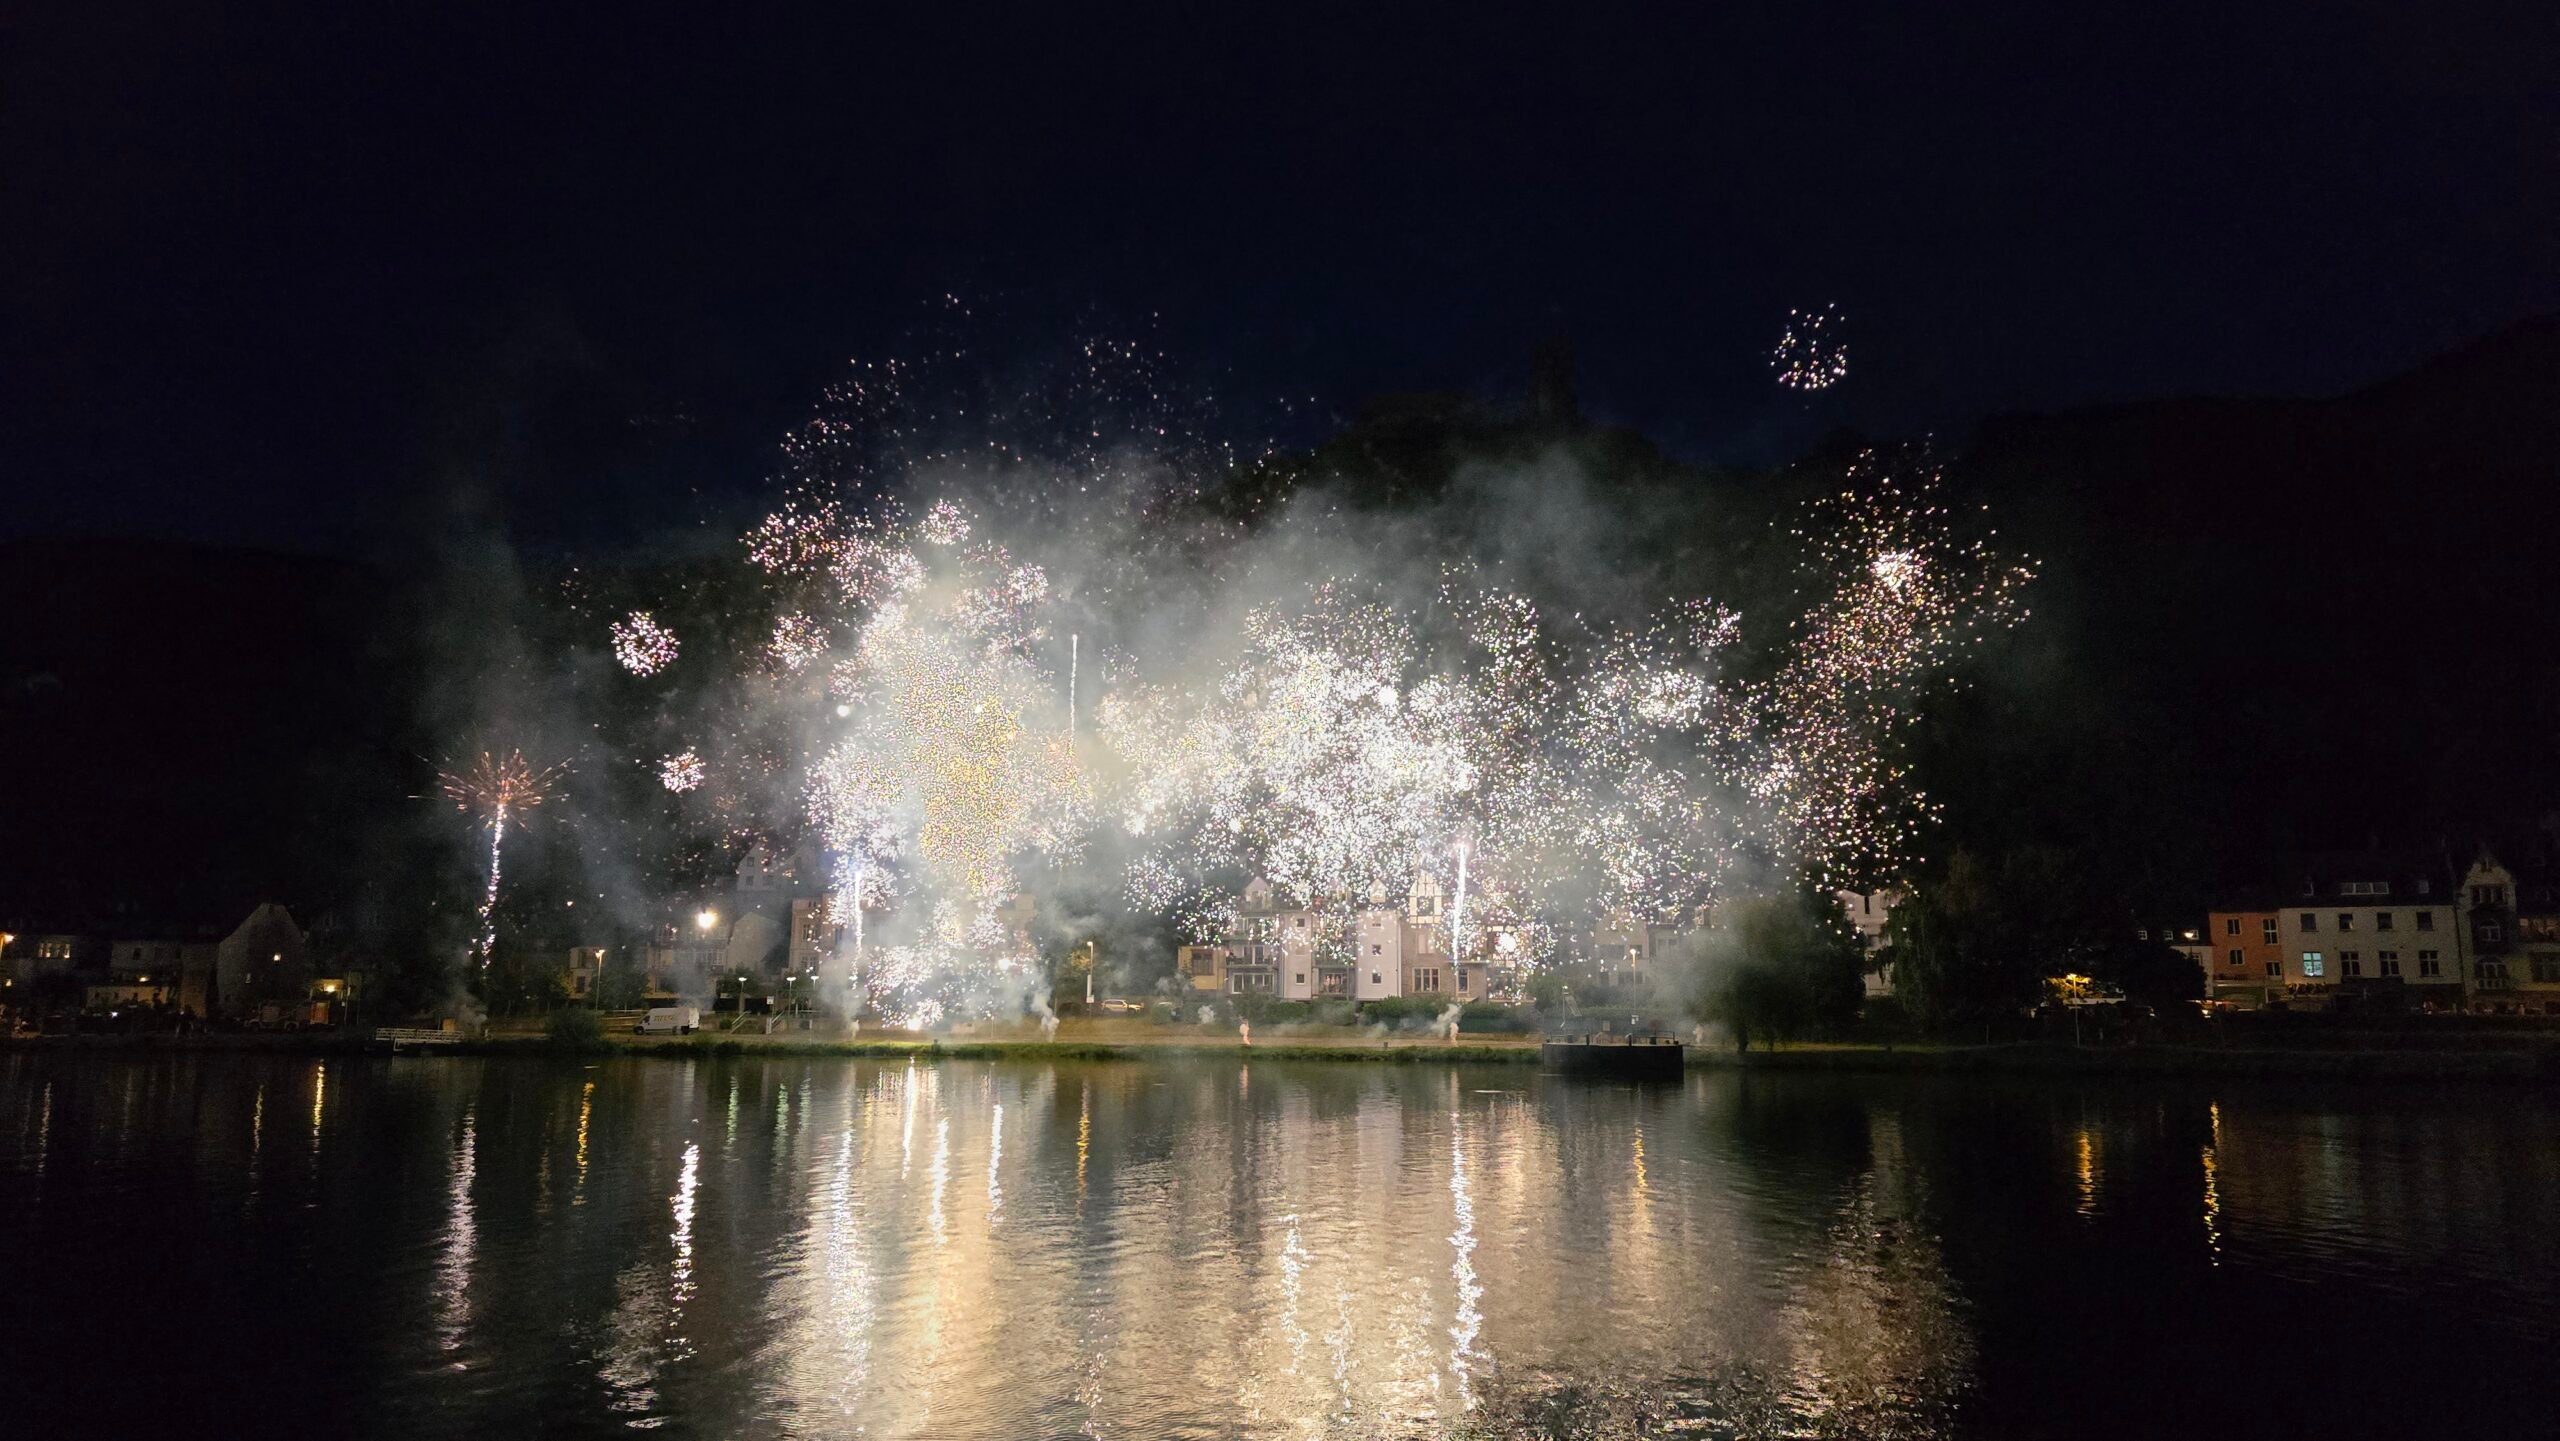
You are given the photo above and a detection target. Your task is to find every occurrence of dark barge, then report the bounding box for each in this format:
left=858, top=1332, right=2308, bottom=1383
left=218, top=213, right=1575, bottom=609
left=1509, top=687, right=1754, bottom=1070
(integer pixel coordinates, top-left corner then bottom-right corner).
left=1539, top=1028, right=1686, bottom=1077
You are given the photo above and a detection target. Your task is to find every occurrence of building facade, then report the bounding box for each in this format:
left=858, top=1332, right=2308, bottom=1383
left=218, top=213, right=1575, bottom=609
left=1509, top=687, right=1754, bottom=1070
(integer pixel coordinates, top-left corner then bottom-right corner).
left=2268, top=856, right=2460, bottom=1009
left=2457, top=853, right=2560, bottom=1013
left=1187, top=873, right=1486, bottom=1002
left=2204, top=902, right=2287, bottom=1008
left=1834, top=889, right=1902, bottom=997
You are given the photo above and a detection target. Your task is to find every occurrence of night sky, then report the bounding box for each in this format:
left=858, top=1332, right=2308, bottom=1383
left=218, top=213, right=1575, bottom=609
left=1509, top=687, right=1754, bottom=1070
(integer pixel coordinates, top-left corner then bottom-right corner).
left=7, top=3, right=2552, bottom=554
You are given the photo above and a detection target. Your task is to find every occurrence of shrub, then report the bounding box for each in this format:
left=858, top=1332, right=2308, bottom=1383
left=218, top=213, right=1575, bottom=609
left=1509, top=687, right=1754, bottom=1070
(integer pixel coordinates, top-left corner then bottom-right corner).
left=544, top=1007, right=608, bottom=1053
left=1360, top=996, right=1464, bottom=1025
left=1457, top=1001, right=1537, bottom=1033
left=1857, top=994, right=1916, bottom=1042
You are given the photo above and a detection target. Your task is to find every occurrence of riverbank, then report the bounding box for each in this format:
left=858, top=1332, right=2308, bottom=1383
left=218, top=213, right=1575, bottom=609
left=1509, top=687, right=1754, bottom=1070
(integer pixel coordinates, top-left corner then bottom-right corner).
left=10, top=1026, right=2559, bottom=1080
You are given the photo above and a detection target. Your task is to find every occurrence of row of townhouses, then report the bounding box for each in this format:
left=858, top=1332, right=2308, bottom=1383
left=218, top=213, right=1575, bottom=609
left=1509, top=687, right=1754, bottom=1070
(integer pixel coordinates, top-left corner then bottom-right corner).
left=1173, top=873, right=1712, bottom=1003
left=2202, top=850, right=2560, bottom=1014
left=0, top=903, right=350, bottom=1025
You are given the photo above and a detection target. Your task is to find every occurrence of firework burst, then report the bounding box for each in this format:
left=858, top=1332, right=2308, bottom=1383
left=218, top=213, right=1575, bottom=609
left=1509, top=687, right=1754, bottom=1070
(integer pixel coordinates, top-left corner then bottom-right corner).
left=440, top=750, right=567, bottom=973
left=610, top=611, right=679, bottom=675
left=600, top=324, right=2028, bottom=1022
left=1772, top=305, right=1850, bottom=392
left=659, top=749, right=705, bottom=793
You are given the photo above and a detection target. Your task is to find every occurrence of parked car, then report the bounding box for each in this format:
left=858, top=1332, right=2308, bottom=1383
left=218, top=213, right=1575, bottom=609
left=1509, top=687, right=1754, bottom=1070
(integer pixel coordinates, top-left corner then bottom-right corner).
left=1096, top=998, right=1141, bottom=1014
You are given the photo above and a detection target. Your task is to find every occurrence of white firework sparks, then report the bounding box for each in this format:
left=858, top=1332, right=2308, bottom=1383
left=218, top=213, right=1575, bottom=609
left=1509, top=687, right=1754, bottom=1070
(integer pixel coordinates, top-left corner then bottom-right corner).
left=769, top=612, right=830, bottom=672
left=659, top=750, right=705, bottom=793
left=1772, top=305, right=1850, bottom=392
left=610, top=611, right=679, bottom=675
left=603, top=327, right=2029, bottom=1023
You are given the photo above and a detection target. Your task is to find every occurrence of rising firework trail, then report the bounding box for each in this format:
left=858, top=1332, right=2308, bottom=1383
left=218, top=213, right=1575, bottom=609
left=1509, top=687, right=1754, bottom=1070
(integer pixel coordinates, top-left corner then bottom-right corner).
left=440, top=750, right=566, bottom=973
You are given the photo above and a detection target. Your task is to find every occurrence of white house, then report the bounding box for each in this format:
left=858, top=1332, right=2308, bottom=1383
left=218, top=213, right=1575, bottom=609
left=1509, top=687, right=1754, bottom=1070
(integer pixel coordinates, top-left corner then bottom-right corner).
left=215, top=903, right=309, bottom=1019
left=2272, top=855, right=2460, bottom=1007
left=1835, top=889, right=1901, bottom=996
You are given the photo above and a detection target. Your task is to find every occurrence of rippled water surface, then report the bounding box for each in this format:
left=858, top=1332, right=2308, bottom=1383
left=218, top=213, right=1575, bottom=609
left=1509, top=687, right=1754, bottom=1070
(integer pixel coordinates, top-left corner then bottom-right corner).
left=4, top=1052, right=2556, bottom=1438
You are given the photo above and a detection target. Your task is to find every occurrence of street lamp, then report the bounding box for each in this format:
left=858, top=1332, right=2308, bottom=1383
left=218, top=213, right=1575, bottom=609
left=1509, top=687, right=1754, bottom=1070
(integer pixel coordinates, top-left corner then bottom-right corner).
left=695, top=908, right=719, bottom=933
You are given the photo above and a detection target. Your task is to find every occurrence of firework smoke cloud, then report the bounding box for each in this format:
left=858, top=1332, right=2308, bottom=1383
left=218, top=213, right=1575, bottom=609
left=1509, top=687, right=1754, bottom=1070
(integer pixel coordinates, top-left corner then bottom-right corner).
left=582, top=311, right=2030, bottom=1023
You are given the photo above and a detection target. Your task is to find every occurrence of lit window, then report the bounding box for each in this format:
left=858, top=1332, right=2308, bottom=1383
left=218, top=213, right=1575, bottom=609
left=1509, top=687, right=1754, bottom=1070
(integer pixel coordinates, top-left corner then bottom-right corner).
left=2300, top=953, right=2325, bottom=978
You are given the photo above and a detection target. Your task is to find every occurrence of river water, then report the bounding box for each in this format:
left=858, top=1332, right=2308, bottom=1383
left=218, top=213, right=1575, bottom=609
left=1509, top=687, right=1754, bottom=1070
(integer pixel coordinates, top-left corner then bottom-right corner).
left=3, top=1051, right=2554, bottom=1438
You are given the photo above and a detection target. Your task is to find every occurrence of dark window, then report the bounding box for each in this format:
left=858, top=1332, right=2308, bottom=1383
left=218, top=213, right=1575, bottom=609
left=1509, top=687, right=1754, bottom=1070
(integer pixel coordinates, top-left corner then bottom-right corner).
left=2225, top=918, right=2241, bottom=936
left=2375, top=912, right=2395, bottom=931
left=2300, top=913, right=2318, bottom=932
left=2417, top=911, right=2436, bottom=932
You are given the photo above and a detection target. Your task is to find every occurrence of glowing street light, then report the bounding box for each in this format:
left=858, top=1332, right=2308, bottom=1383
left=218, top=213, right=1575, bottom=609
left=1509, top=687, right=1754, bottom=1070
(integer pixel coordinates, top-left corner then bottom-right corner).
left=695, top=908, right=719, bottom=933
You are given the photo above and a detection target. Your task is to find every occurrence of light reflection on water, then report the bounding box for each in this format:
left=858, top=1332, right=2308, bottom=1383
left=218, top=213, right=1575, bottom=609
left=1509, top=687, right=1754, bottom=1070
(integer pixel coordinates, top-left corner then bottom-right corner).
left=2, top=1053, right=2558, bottom=1439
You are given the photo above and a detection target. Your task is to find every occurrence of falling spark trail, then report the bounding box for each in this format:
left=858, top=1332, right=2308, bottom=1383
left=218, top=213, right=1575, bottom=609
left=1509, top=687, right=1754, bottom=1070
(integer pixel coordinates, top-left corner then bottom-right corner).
left=475, top=806, right=507, bottom=971
left=1449, top=837, right=1470, bottom=967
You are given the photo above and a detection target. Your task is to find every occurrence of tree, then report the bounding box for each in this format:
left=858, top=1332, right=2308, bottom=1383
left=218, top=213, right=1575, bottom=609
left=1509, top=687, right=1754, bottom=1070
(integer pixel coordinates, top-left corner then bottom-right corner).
left=1886, top=844, right=2164, bottom=1034
left=1669, top=890, right=1864, bottom=1049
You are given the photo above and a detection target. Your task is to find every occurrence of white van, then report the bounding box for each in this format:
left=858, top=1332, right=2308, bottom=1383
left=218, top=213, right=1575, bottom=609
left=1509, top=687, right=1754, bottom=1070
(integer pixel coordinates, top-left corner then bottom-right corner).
left=640, top=1006, right=700, bottom=1035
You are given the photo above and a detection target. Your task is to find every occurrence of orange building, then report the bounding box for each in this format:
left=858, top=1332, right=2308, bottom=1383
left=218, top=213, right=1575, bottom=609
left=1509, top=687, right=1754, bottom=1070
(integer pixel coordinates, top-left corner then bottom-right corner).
left=2205, top=902, right=2286, bottom=1008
